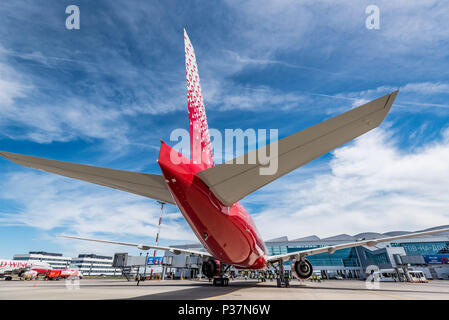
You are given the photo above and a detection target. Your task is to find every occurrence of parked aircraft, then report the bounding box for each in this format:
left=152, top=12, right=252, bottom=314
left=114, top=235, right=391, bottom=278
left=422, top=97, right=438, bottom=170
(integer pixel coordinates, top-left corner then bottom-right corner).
left=1, top=30, right=448, bottom=286
left=0, top=259, right=51, bottom=280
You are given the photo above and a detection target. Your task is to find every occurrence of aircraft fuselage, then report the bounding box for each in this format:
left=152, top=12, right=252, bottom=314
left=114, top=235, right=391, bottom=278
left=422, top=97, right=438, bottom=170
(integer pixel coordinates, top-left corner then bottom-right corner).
left=158, top=142, right=267, bottom=269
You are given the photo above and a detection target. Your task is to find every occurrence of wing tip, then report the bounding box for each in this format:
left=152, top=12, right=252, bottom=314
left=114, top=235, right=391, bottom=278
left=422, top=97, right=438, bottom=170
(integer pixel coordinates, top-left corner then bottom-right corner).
left=382, top=90, right=399, bottom=113
left=390, top=89, right=399, bottom=100
left=57, top=234, right=75, bottom=240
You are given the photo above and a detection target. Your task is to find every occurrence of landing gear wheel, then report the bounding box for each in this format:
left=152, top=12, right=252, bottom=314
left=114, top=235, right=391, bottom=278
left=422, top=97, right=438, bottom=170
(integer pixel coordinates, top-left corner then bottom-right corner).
left=213, top=277, right=229, bottom=287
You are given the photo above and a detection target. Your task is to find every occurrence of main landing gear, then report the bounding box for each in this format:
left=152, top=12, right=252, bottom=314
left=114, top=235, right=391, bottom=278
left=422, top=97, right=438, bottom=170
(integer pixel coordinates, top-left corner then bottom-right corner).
left=213, top=264, right=232, bottom=287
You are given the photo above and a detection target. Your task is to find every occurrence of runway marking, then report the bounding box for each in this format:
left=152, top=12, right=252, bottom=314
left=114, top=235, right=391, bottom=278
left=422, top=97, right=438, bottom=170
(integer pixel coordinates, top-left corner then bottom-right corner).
left=204, top=293, right=230, bottom=300
left=204, top=288, right=242, bottom=300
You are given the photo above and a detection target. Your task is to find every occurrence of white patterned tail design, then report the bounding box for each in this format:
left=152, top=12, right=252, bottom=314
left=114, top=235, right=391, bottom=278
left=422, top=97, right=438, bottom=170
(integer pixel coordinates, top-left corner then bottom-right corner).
left=184, top=29, right=214, bottom=169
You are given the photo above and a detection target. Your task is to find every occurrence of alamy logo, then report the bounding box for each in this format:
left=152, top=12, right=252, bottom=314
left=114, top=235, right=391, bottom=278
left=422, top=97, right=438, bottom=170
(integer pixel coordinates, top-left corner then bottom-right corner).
left=170, top=125, right=279, bottom=175
left=365, top=265, right=380, bottom=289
left=365, top=5, right=380, bottom=30
left=65, top=267, right=81, bottom=290
left=65, top=5, right=80, bottom=30
left=65, top=276, right=80, bottom=290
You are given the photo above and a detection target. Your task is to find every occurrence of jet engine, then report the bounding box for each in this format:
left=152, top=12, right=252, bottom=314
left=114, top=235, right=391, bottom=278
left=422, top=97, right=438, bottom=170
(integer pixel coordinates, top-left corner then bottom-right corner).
left=201, top=259, right=220, bottom=278
left=292, top=259, right=313, bottom=280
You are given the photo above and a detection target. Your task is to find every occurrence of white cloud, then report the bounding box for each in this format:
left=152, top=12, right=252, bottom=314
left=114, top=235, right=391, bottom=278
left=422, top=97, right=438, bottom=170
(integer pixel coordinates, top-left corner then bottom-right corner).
left=0, top=47, right=131, bottom=145
left=0, top=171, right=195, bottom=246
left=0, top=97, right=130, bottom=145
left=223, top=0, right=449, bottom=58
left=224, top=0, right=315, bottom=54
left=321, top=82, right=449, bottom=115
left=0, top=61, right=31, bottom=105
left=380, top=1, right=449, bottom=51
left=247, top=127, right=449, bottom=240
left=205, top=81, right=307, bottom=111
left=401, top=82, right=449, bottom=95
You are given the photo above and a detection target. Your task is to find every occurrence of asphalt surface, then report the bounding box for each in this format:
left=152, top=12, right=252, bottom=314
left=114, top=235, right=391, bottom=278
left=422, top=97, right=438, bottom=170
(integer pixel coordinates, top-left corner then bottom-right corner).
left=1, top=278, right=449, bottom=300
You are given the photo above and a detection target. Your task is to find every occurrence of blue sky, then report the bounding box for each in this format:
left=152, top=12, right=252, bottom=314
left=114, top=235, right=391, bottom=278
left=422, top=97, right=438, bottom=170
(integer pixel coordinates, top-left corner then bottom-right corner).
left=0, top=0, right=448, bottom=259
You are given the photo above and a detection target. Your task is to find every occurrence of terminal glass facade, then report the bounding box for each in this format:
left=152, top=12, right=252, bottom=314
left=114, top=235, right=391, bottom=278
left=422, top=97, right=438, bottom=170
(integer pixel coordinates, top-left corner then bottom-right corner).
left=267, top=245, right=360, bottom=267
left=267, top=245, right=289, bottom=256
left=363, top=251, right=389, bottom=266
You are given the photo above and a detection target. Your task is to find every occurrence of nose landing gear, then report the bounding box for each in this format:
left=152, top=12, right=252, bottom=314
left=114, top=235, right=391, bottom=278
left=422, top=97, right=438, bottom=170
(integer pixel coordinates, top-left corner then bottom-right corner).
left=202, top=259, right=231, bottom=287
left=213, top=264, right=232, bottom=286
left=213, top=277, right=229, bottom=286
left=275, top=260, right=290, bottom=288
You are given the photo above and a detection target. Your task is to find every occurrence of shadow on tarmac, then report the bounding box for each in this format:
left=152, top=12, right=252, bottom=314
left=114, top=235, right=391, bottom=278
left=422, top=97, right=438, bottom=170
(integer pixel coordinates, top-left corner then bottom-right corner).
left=30, top=278, right=448, bottom=299
left=126, top=280, right=449, bottom=300
left=275, top=281, right=449, bottom=296
left=128, top=284, right=242, bottom=300
left=4, top=278, right=448, bottom=300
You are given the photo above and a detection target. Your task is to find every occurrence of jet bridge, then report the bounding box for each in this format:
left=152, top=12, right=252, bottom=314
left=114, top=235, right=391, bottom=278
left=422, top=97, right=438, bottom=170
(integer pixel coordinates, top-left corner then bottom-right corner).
left=112, top=253, right=172, bottom=281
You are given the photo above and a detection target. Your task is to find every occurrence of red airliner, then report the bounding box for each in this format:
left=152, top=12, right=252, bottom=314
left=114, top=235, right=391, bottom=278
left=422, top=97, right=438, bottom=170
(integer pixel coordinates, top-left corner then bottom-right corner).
left=0, top=259, right=51, bottom=280
left=1, top=30, right=448, bottom=287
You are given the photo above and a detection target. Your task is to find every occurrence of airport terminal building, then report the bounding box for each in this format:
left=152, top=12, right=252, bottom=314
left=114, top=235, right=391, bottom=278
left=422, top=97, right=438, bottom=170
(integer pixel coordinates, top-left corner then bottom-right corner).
left=13, top=251, right=72, bottom=270
left=71, top=254, right=121, bottom=276
left=165, top=225, right=449, bottom=280
left=13, top=252, right=120, bottom=276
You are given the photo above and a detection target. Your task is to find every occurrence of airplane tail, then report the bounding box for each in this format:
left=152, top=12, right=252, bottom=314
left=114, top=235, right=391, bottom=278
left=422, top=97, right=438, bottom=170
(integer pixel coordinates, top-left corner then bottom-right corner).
left=184, top=29, right=214, bottom=169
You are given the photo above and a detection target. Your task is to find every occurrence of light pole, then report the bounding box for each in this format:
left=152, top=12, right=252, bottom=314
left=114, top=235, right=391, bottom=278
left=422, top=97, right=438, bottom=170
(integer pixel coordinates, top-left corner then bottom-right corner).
left=150, top=201, right=165, bottom=280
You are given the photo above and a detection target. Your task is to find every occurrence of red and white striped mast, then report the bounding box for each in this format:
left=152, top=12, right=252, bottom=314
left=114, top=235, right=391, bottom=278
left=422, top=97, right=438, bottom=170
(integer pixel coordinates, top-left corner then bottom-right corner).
left=149, top=201, right=165, bottom=280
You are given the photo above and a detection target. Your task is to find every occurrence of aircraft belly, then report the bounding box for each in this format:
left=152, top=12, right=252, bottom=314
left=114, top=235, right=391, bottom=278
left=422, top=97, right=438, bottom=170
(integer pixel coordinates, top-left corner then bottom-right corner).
left=179, top=185, right=251, bottom=264
left=160, top=169, right=258, bottom=266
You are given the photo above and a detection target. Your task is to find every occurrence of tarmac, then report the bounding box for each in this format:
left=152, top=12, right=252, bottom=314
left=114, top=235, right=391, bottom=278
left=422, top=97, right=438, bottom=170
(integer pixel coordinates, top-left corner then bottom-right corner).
left=1, top=278, right=449, bottom=300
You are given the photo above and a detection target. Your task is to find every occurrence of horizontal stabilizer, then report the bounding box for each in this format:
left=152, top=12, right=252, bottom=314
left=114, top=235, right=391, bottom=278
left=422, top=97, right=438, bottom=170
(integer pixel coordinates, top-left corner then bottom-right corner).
left=198, top=91, right=398, bottom=206
left=0, top=151, right=175, bottom=204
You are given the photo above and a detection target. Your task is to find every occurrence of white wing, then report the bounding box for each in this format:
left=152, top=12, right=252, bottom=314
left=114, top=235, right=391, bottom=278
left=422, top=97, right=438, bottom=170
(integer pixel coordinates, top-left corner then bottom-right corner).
left=267, top=226, right=449, bottom=263
left=59, top=235, right=213, bottom=258
left=0, top=151, right=175, bottom=205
